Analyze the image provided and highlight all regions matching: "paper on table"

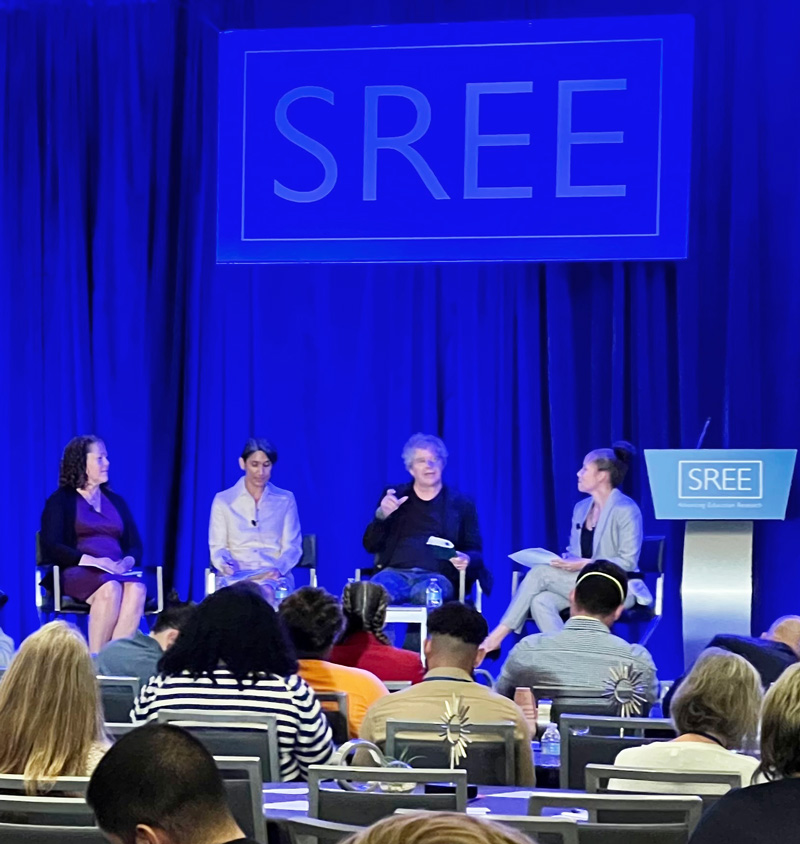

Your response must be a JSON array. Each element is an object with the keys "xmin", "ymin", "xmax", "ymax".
[
  {"xmin": 466, "ymin": 807, "xmax": 492, "ymax": 815},
  {"xmin": 262, "ymin": 787, "xmax": 309, "ymax": 795},
  {"xmin": 263, "ymin": 799, "xmax": 310, "ymax": 812},
  {"xmin": 508, "ymin": 548, "xmax": 560, "ymax": 568},
  {"xmin": 490, "ymin": 790, "xmax": 538, "ymax": 799}
]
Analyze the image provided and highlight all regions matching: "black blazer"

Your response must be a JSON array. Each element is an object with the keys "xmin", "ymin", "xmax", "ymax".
[
  {"xmin": 40, "ymin": 485, "xmax": 144, "ymax": 570},
  {"xmin": 362, "ymin": 482, "xmax": 491, "ymax": 595}
]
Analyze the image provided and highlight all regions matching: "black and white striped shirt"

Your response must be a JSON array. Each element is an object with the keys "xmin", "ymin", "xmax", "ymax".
[{"xmin": 132, "ymin": 669, "xmax": 334, "ymax": 781}]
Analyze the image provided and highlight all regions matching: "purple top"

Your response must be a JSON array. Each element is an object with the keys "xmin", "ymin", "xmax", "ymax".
[{"xmin": 75, "ymin": 494, "xmax": 124, "ymax": 561}]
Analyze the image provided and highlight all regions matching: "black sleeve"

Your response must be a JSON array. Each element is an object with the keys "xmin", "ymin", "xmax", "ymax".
[
  {"xmin": 457, "ymin": 497, "xmax": 483, "ymax": 571},
  {"xmin": 362, "ymin": 488, "xmax": 393, "ymax": 553},
  {"xmin": 40, "ymin": 490, "xmax": 82, "ymax": 568},
  {"xmin": 689, "ymin": 796, "xmax": 745, "ymax": 844},
  {"xmin": 110, "ymin": 492, "xmax": 144, "ymax": 567}
]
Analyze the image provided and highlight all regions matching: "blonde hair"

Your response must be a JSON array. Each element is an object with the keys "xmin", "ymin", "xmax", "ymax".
[
  {"xmin": 0, "ymin": 621, "xmax": 106, "ymax": 793},
  {"xmin": 671, "ymin": 647, "xmax": 762, "ymax": 749},
  {"xmin": 757, "ymin": 662, "xmax": 800, "ymax": 781},
  {"xmin": 341, "ymin": 812, "xmax": 533, "ymax": 844}
]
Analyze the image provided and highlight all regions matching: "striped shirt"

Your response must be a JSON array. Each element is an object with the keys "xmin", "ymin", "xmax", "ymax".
[
  {"xmin": 496, "ymin": 616, "xmax": 658, "ymax": 704},
  {"xmin": 132, "ymin": 669, "xmax": 334, "ymax": 781}
]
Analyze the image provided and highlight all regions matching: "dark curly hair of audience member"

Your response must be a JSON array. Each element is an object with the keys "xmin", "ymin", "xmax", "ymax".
[
  {"xmin": 427, "ymin": 601, "xmax": 488, "ymax": 646},
  {"xmin": 158, "ymin": 582, "xmax": 297, "ymax": 688},
  {"xmin": 339, "ymin": 581, "xmax": 391, "ymax": 646},
  {"xmin": 58, "ymin": 435, "xmax": 103, "ymax": 489},
  {"xmin": 279, "ymin": 586, "xmax": 344, "ymax": 658}
]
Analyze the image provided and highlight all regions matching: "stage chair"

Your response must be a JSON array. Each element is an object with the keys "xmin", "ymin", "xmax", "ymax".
[
  {"xmin": 314, "ymin": 691, "xmax": 350, "ymax": 744},
  {"xmin": 307, "ymin": 765, "xmax": 467, "ymax": 825},
  {"xmin": 527, "ymin": 791, "xmax": 703, "ymax": 842},
  {"xmin": 393, "ymin": 809, "xmax": 580, "ymax": 844},
  {"xmin": 285, "ymin": 817, "xmax": 363, "ymax": 844},
  {"xmin": 214, "ymin": 756, "xmax": 267, "ymax": 843},
  {"xmin": 384, "ymin": 719, "xmax": 516, "ymax": 785},
  {"xmin": 0, "ymin": 824, "xmax": 105, "ymax": 843},
  {"xmin": 206, "ymin": 533, "xmax": 317, "ymax": 595},
  {"xmin": 585, "ymin": 763, "xmax": 742, "ymax": 808},
  {"xmin": 560, "ymin": 715, "xmax": 675, "ymax": 790},
  {"xmin": 0, "ymin": 794, "xmax": 94, "ymax": 827},
  {"xmin": 97, "ymin": 675, "xmax": 139, "ymax": 722},
  {"xmin": 35, "ymin": 533, "xmax": 164, "ymax": 622},
  {"xmin": 155, "ymin": 710, "xmax": 280, "ymax": 782}
]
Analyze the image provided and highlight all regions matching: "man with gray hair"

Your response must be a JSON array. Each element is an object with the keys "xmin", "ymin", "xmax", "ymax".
[{"xmin": 362, "ymin": 433, "xmax": 489, "ymax": 604}]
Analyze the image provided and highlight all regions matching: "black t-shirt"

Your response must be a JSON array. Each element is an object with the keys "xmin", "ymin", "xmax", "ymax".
[
  {"xmin": 387, "ymin": 487, "xmax": 447, "ymax": 571},
  {"xmin": 580, "ymin": 523, "xmax": 594, "ymax": 559}
]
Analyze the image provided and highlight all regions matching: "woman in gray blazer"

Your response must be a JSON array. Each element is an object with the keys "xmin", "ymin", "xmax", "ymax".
[{"xmin": 482, "ymin": 442, "xmax": 643, "ymax": 651}]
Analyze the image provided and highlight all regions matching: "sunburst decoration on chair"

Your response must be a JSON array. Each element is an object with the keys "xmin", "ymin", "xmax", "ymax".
[
  {"xmin": 603, "ymin": 664, "xmax": 648, "ymax": 717},
  {"xmin": 439, "ymin": 695, "xmax": 472, "ymax": 769}
]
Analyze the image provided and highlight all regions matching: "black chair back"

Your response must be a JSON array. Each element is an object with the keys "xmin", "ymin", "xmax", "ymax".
[
  {"xmin": 315, "ymin": 692, "xmax": 349, "ymax": 745},
  {"xmin": 214, "ymin": 757, "xmax": 265, "ymax": 843},
  {"xmin": 0, "ymin": 824, "xmax": 106, "ymax": 843},
  {"xmin": 97, "ymin": 676, "xmax": 139, "ymax": 722}
]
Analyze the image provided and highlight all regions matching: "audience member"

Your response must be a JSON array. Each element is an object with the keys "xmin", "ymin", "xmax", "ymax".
[
  {"xmin": 87, "ymin": 723, "xmax": 259, "ymax": 844},
  {"xmin": 690, "ymin": 663, "xmax": 800, "ymax": 843},
  {"xmin": 341, "ymin": 812, "xmax": 534, "ymax": 844},
  {"xmin": 0, "ymin": 624, "xmax": 13, "ymax": 668},
  {"xmin": 96, "ymin": 593, "xmax": 196, "ymax": 688},
  {"xmin": 279, "ymin": 586, "xmax": 388, "ymax": 737},
  {"xmin": 495, "ymin": 560, "xmax": 658, "ymax": 707},
  {"xmin": 329, "ymin": 581, "xmax": 425, "ymax": 684},
  {"xmin": 0, "ymin": 621, "xmax": 109, "ymax": 791},
  {"xmin": 664, "ymin": 614, "xmax": 800, "ymax": 715},
  {"xmin": 359, "ymin": 602, "xmax": 534, "ymax": 785},
  {"xmin": 132, "ymin": 582, "xmax": 333, "ymax": 781},
  {"xmin": 611, "ymin": 648, "xmax": 761, "ymax": 793}
]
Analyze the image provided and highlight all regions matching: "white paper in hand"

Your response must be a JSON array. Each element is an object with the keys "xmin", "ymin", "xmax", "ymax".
[
  {"xmin": 508, "ymin": 548, "xmax": 560, "ymax": 568},
  {"xmin": 426, "ymin": 536, "xmax": 455, "ymax": 550}
]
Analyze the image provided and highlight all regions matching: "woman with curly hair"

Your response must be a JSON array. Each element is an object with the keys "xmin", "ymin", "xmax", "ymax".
[
  {"xmin": 329, "ymin": 581, "xmax": 425, "ymax": 683},
  {"xmin": 279, "ymin": 586, "xmax": 388, "ymax": 738},
  {"xmin": 40, "ymin": 435, "xmax": 147, "ymax": 652}
]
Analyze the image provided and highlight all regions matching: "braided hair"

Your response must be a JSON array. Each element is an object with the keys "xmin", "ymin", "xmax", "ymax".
[{"xmin": 339, "ymin": 581, "xmax": 391, "ymax": 646}]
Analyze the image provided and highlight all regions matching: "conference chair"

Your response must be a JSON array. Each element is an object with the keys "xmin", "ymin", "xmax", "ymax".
[
  {"xmin": 384, "ymin": 719, "xmax": 517, "ymax": 785},
  {"xmin": 285, "ymin": 817, "xmax": 363, "ymax": 844},
  {"xmin": 0, "ymin": 773, "xmax": 90, "ymax": 796},
  {"xmin": 0, "ymin": 824, "xmax": 105, "ymax": 843},
  {"xmin": 384, "ymin": 681, "xmax": 412, "ymax": 692},
  {"xmin": 0, "ymin": 794, "xmax": 95, "ymax": 827},
  {"xmin": 104, "ymin": 721, "xmax": 137, "ymax": 740},
  {"xmin": 155, "ymin": 710, "xmax": 281, "ymax": 781},
  {"xmin": 205, "ymin": 533, "xmax": 317, "ymax": 595},
  {"xmin": 35, "ymin": 532, "xmax": 164, "ymax": 623},
  {"xmin": 530, "ymin": 684, "xmax": 652, "ymax": 726},
  {"xmin": 314, "ymin": 691, "xmax": 350, "ymax": 744},
  {"xmin": 97, "ymin": 675, "xmax": 139, "ymax": 722},
  {"xmin": 585, "ymin": 763, "xmax": 742, "ymax": 809},
  {"xmin": 307, "ymin": 765, "xmax": 467, "ymax": 825},
  {"xmin": 393, "ymin": 810, "xmax": 580, "ymax": 844},
  {"xmin": 214, "ymin": 756, "xmax": 267, "ymax": 844},
  {"xmin": 560, "ymin": 715, "xmax": 676, "ymax": 790}
]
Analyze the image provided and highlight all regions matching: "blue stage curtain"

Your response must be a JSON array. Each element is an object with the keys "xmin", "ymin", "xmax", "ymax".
[{"xmin": 1, "ymin": 0, "xmax": 799, "ymax": 676}]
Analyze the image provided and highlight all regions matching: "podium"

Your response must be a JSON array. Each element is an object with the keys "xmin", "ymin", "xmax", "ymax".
[{"xmin": 644, "ymin": 449, "xmax": 796, "ymax": 668}]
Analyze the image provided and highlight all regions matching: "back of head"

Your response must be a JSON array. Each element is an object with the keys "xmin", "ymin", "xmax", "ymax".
[
  {"xmin": 0, "ymin": 621, "xmax": 103, "ymax": 790},
  {"xmin": 341, "ymin": 811, "xmax": 532, "ymax": 844},
  {"xmin": 671, "ymin": 647, "xmax": 762, "ymax": 749},
  {"xmin": 340, "ymin": 581, "xmax": 390, "ymax": 646},
  {"xmin": 426, "ymin": 602, "xmax": 488, "ymax": 670},
  {"xmin": 279, "ymin": 586, "xmax": 344, "ymax": 658},
  {"xmin": 152, "ymin": 592, "xmax": 197, "ymax": 635},
  {"xmin": 589, "ymin": 440, "xmax": 636, "ymax": 488},
  {"xmin": 87, "ymin": 724, "xmax": 235, "ymax": 844},
  {"xmin": 159, "ymin": 582, "xmax": 297, "ymax": 685},
  {"xmin": 573, "ymin": 560, "xmax": 628, "ymax": 618},
  {"xmin": 766, "ymin": 615, "xmax": 800, "ymax": 657},
  {"xmin": 757, "ymin": 662, "xmax": 800, "ymax": 780}
]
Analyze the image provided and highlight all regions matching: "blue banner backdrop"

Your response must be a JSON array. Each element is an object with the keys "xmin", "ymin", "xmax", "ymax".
[{"xmin": 2, "ymin": 0, "xmax": 799, "ymax": 678}]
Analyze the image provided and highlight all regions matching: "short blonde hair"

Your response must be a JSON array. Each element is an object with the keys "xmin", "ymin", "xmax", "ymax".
[
  {"xmin": 670, "ymin": 647, "xmax": 762, "ymax": 749},
  {"xmin": 0, "ymin": 622, "xmax": 106, "ymax": 793},
  {"xmin": 341, "ymin": 812, "xmax": 533, "ymax": 844},
  {"xmin": 757, "ymin": 662, "xmax": 800, "ymax": 780}
]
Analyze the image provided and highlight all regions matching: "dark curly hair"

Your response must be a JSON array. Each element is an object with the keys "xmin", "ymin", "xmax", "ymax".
[
  {"xmin": 339, "ymin": 581, "xmax": 390, "ymax": 646},
  {"xmin": 279, "ymin": 587, "xmax": 344, "ymax": 658},
  {"xmin": 158, "ymin": 582, "xmax": 297, "ymax": 687},
  {"xmin": 59, "ymin": 435, "xmax": 103, "ymax": 489}
]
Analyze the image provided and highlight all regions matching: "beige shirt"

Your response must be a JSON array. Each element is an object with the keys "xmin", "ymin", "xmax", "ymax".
[{"xmin": 358, "ymin": 666, "xmax": 534, "ymax": 786}]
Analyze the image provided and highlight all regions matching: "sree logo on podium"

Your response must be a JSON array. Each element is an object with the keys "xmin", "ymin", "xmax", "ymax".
[{"xmin": 678, "ymin": 460, "xmax": 763, "ymax": 500}]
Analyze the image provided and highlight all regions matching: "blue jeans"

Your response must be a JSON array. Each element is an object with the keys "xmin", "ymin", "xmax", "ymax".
[{"xmin": 369, "ymin": 567, "xmax": 454, "ymax": 605}]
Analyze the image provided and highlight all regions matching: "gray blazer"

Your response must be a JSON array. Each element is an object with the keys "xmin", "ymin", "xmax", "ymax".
[{"xmin": 566, "ymin": 488, "xmax": 643, "ymax": 572}]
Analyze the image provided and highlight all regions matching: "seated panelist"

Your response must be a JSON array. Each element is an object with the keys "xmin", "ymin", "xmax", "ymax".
[
  {"xmin": 362, "ymin": 433, "xmax": 488, "ymax": 605},
  {"xmin": 483, "ymin": 441, "xmax": 642, "ymax": 652},
  {"xmin": 40, "ymin": 435, "xmax": 147, "ymax": 654},
  {"xmin": 208, "ymin": 438, "xmax": 302, "ymax": 603}
]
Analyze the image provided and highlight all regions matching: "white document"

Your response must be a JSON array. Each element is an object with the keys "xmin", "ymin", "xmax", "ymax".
[
  {"xmin": 78, "ymin": 558, "xmax": 142, "ymax": 576},
  {"xmin": 426, "ymin": 536, "xmax": 455, "ymax": 550},
  {"xmin": 508, "ymin": 547, "xmax": 560, "ymax": 568}
]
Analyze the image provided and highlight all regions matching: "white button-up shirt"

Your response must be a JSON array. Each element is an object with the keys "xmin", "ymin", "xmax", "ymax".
[{"xmin": 208, "ymin": 478, "xmax": 302, "ymax": 576}]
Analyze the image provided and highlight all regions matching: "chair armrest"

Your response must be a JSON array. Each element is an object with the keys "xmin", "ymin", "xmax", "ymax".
[{"xmin": 354, "ymin": 567, "xmax": 377, "ymax": 581}]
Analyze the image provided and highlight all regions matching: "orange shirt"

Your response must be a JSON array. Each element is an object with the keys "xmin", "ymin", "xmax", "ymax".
[{"xmin": 297, "ymin": 658, "xmax": 388, "ymax": 738}]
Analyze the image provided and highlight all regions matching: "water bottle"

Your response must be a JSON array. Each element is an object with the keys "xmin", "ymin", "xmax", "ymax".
[
  {"xmin": 273, "ymin": 577, "xmax": 290, "ymax": 604},
  {"xmin": 425, "ymin": 578, "xmax": 443, "ymax": 609},
  {"xmin": 540, "ymin": 722, "xmax": 561, "ymax": 768}
]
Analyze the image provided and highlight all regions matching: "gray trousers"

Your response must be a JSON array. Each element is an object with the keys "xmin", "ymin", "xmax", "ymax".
[{"xmin": 501, "ymin": 565, "xmax": 635, "ymax": 634}]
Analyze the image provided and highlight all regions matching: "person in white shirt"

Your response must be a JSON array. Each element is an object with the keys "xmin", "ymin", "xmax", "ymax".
[
  {"xmin": 610, "ymin": 647, "xmax": 763, "ymax": 794},
  {"xmin": 208, "ymin": 438, "xmax": 302, "ymax": 603}
]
